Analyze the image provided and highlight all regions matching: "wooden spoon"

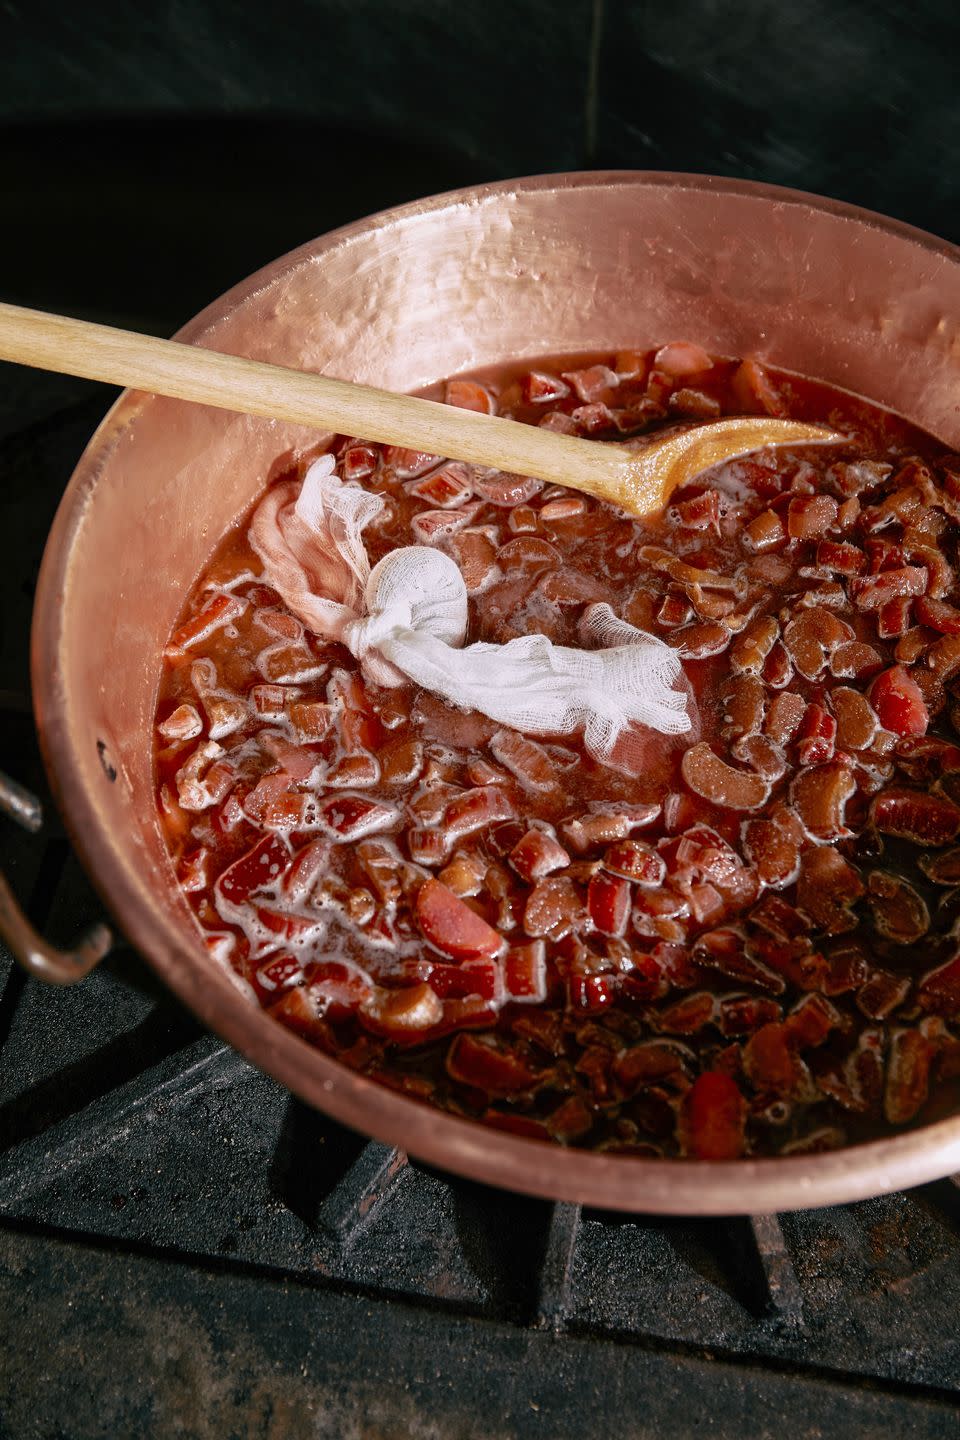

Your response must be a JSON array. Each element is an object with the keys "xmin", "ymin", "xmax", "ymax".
[{"xmin": 0, "ymin": 302, "xmax": 843, "ymax": 518}]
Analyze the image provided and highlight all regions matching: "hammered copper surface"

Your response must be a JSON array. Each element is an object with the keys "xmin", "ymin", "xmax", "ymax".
[{"xmin": 30, "ymin": 173, "xmax": 960, "ymax": 1212}]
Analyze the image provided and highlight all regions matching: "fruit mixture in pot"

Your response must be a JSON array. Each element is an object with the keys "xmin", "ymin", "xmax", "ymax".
[{"xmin": 154, "ymin": 343, "xmax": 960, "ymax": 1159}]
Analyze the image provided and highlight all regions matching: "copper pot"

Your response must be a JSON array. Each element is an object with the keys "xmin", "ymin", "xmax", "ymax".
[{"xmin": 19, "ymin": 172, "xmax": 960, "ymax": 1213}]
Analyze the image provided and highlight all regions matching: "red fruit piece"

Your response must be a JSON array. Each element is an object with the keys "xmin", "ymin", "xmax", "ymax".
[
  {"xmin": 693, "ymin": 928, "xmax": 785, "ymax": 995},
  {"xmin": 682, "ymin": 1072, "xmax": 747, "ymax": 1160},
  {"xmin": 445, "ymin": 786, "xmax": 515, "ymax": 838},
  {"xmin": 743, "ymin": 1022, "xmax": 806, "ymax": 1096},
  {"xmin": 384, "ymin": 446, "xmax": 441, "ymax": 478},
  {"xmin": 341, "ymin": 443, "xmax": 378, "ymax": 481},
  {"xmin": 914, "ymin": 595, "xmax": 960, "ymax": 634},
  {"xmin": 216, "ymin": 833, "xmax": 291, "ymax": 908},
  {"xmin": 787, "ymin": 494, "xmax": 838, "ymax": 540},
  {"xmin": 524, "ymin": 877, "xmax": 583, "ymax": 941},
  {"xmin": 445, "ymin": 379, "xmax": 493, "ymax": 413},
  {"xmin": 446, "ymin": 1033, "xmax": 540, "ymax": 1093},
  {"xmin": 167, "ymin": 592, "xmax": 246, "ymax": 653},
  {"xmin": 509, "ymin": 829, "xmax": 570, "ymax": 883},
  {"xmin": 472, "ymin": 472, "xmax": 543, "ymax": 507},
  {"xmin": 489, "ymin": 729, "xmax": 558, "ymax": 792},
  {"xmin": 681, "ymin": 743, "xmax": 770, "ymax": 811},
  {"xmin": 816, "ymin": 540, "xmax": 866, "ymax": 574},
  {"xmin": 427, "ymin": 957, "xmax": 502, "ymax": 1002},
  {"xmin": 884, "ymin": 1029, "xmax": 932, "ymax": 1125},
  {"xmin": 654, "ymin": 341, "xmax": 713, "ymax": 377},
  {"xmin": 318, "ymin": 793, "xmax": 398, "ymax": 841},
  {"xmin": 602, "ymin": 839, "xmax": 666, "ymax": 886},
  {"xmin": 871, "ymin": 787, "xmax": 960, "ymax": 845},
  {"xmin": 850, "ymin": 566, "xmax": 928, "ymax": 610},
  {"xmin": 876, "ymin": 597, "xmax": 913, "ymax": 639},
  {"xmin": 176, "ymin": 848, "xmax": 210, "ymax": 893},
  {"xmin": 503, "ymin": 941, "xmax": 548, "ymax": 1003},
  {"xmin": 562, "ymin": 364, "xmax": 618, "ymax": 402},
  {"xmin": 587, "ymin": 872, "xmax": 632, "ymax": 937},
  {"xmin": 796, "ymin": 703, "xmax": 837, "ymax": 766},
  {"xmin": 410, "ymin": 504, "xmax": 482, "ymax": 544},
  {"xmin": 868, "ymin": 665, "xmax": 929, "ymax": 737},
  {"xmin": 409, "ymin": 462, "xmax": 474, "ymax": 509},
  {"xmin": 522, "ymin": 370, "xmax": 570, "ymax": 404},
  {"xmin": 546, "ymin": 1096, "xmax": 594, "ymax": 1142},
  {"xmin": 917, "ymin": 953, "xmax": 960, "ymax": 1015},
  {"xmin": 415, "ymin": 878, "xmax": 503, "ymax": 960},
  {"xmin": 731, "ymin": 358, "xmax": 784, "ymax": 416},
  {"xmin": 308, "ymin": 960, "xmax": 375, "ymax": 1016},
  {"xmin": 568, "ymin": 973, "xmax": 619, "ymax": 1013},
  {"xmin": 360, "ymin": 981, "xmax": 444, "ymax": 1036}
]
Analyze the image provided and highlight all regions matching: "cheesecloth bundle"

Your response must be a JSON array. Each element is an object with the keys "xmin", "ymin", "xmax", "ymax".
[{"xmin": 249, "ymin": 456, "xmax": 692, "ymax": 766}]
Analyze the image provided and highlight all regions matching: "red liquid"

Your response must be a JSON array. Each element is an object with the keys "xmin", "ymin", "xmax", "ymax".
[{"xmin": 154, "ymin": 345, "xmax": 960, "ymax": 1159}]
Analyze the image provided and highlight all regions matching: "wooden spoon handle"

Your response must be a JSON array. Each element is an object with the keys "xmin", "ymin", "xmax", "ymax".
[{"xmin": 0, "ymin": 301, "xmax": 627, "ymax": 493}]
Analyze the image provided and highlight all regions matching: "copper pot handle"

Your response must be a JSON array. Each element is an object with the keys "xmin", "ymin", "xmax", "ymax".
[{"xmin": 0, "ymin": 767, "xmax": 111, "ymax": 985}]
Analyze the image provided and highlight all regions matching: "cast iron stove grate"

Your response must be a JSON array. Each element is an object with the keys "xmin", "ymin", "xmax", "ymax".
[{"xmin": 1, "ymin": 393, "xmax": 960, "ymax": 1439}]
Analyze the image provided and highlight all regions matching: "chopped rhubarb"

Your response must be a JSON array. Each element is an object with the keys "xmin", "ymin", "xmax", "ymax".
[{"xmin": 415, "ymin": 879, "xmax": 503, "ymax": 960}]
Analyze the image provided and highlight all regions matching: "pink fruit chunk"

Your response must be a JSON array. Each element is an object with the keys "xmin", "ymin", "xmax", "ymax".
[
  {"xmin": 653, "ymin": 340, "xmax": 713, "ymax": 377},
  {"xmin": 917, "ymin": 953, "xmax": 960, "ymax": 1015},
  {"xmin": 503, "ymin": 942, "xmax": 547, "ymax": 1003},
  {"xmin": 871, "ymin": 787, "xmax": 960, "ymax": 845},
  {"xmin": 216, "ymin": 833, "xmax": 292, "ymax": 908},
  {"xmin": 445, "ymin": 786, "xmax": 516, "ymax": 838},
  {"xmin": 850, "ymin": 566, "xmax": 928, "ymax": 610},
  {"xmin": 317, "ymin": 793, "xmax": 399, "ymax": 841},
  {"xmin": 587, "ymin": 872, "xmax": 631, "ymax": 937},
  {"xmin": 787, "ymin": 494, "xmax": 838, "ymax": 540},
  {"xmin": 509, "ymin": 829, "xmax": 570, "ymax": 883},
  {"xmin": 561, "ymin": 364, "xmax": 618, "ymax": 402},
  {"xmin": 524, "ymin": 876, "xmax": 583, "ymax": 941},
  {"xmin": 884, "ymin": 1029, "xmax": 932, "ymax": 1125},
  {"xmin": 410, "ymin": 504, "xmax": 482, "ymax": 544},
  {"xmin": 360, "ymin": 981, "xmax": 444, "ymax": 1036},
  {"xmin": 791, "ymin": 761, "xmax": 856, "ymax": 842},
  {"xmin": 796, "ymin": 703, "xmax": 837, "ymax": 766},
  {"xmin": 427, "ymin": 957, "xmax": 502, "ymax": 1001},
  {"xmin": 868, "ymin": 665, "xmax": 929, "ymax": 737},
  {"xmin": 602, "ymin": 839, "xmax": 665, "ymax": 886},
  {"xmin": 158, "ymin": 703, "xmax": 203, "ymax": 742},
  {"xmin": 446, "ymin": 1033, "xmax": 540, "ymax": 1093},
  {"xmin": 167, "ymin": 592, "xmax": 246, "ymax": 653},
  {"xmin": 384, "ymin": 446, "xmax": 441, "ymax": 478},
  {"xmin": 447, "ymin": 529, "xmax": 499, "ymax": 593},
  {"xmin": 472, "ymin": 472, "xmax": 543, "ymax": 507},
  {"xmin": 568, "ymin": 973, "xmax": 619, "ymax": 1013},
  {"xmin": 409, "ymin": 462, "xmax": 474, "ymax": 509},
  {"xmin": 681, "ymin": 743, "xmax": 770, "ymax": 812},
  {"xmin": 415, "ymin": 878, "xmax": 503, "ymax": 960},
  {"xmin": 682, "ymin": 1072, "xmax": 746, "ymax": 1160},
  {"xmin": 341, "ymin": 444, "xmax": 378, "ymax": 481},
  {"xmin": 522, "ymin": 370, "xmax": 570, "ymax": 404},
  {"xmin": 445, "ymin": 379, "xmax": 493, "ymax": 413},
  {"xmin": 489, "ymin": 729, "xmax": 558, "ymax": 792}
]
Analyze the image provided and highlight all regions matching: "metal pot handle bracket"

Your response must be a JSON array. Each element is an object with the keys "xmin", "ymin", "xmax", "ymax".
[{"xmin": 0, "ymin": 767, "xmax": 111, "ymax": 984}]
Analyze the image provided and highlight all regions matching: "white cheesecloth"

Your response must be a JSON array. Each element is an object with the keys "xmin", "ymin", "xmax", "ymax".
[{"xmin": 249, "ymin": 455, "xmax": 692, "ymax": 766}]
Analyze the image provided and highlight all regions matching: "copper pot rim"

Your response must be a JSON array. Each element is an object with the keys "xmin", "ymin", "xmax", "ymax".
[{"xmin": 32, "ymin": 170, "xmax": 960, "ymax": 1214}]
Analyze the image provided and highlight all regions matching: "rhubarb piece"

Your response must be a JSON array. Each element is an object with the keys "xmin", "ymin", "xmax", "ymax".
[
  {"xmin": 415, "ymin": 878, "xmax": 503, "ymax": 960},
  {"xmin": 871, "ymin": 787, "xmax": 960, "ymax": 845},
  {"xmin": 681, "ymin": 743, "xmax": 770, "ymax": 811},
  {"xmin": 682, "ymin": 1072, "xmax": 747, "ymax": 1159},
  {"xmin": 867, "ymin": 665, "xmax": 929, "ymax": 737}
]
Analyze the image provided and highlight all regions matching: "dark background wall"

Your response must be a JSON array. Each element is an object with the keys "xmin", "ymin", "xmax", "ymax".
[{"xmin": 1, "ymin": 0, "xmax": 958, "ymax": 336}]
